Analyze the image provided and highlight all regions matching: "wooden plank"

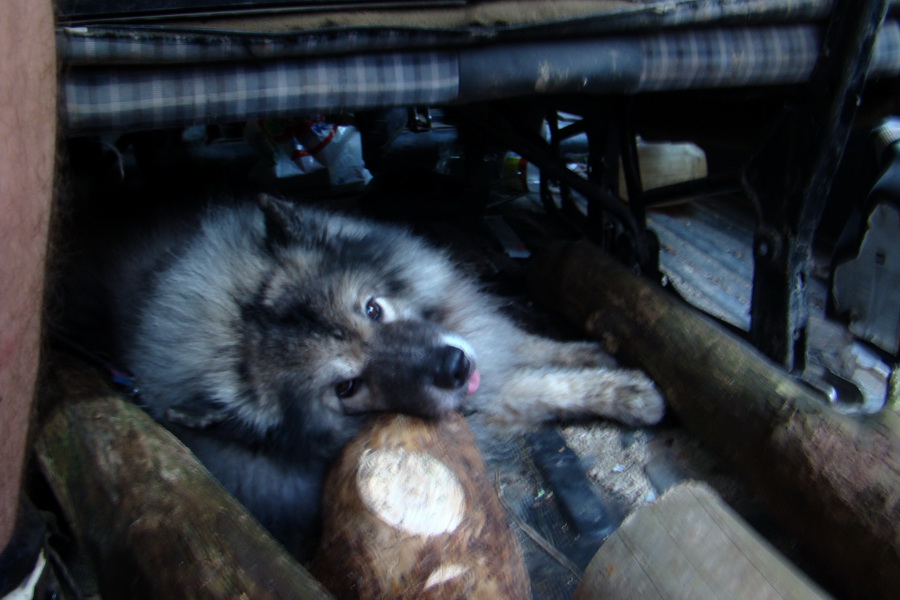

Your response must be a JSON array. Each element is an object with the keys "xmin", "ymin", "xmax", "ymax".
[{"xmin": 575, "ymin": 482, "xmax": 831, "ymax": 600}]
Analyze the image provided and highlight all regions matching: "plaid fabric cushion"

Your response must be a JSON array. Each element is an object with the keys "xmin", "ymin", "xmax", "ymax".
[
  {"xmin": 60, "ymin": 20, "xmax": 900, "ymax": 134},
  {"xmin": 63, "ymin": 51, "xmax": 459, "ymax": 133},
  {"xmin": 57, "ymin": 26, "xmax": 462, "ymax": 65},
  {"xmin": 639, "ymin": 25, "xmax": 821, "ymax": 91}
]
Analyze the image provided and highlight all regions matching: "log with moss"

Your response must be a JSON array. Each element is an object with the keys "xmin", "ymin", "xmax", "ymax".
[
  {"xmin": 530, "ymin": 240, "xmax": 900, "ymax": 599},
  {"xmin": 34, "ymin": 354, "xmax": 333, "ymax": 600}
]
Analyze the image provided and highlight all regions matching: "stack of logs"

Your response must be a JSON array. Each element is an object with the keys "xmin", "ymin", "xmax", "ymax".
[
  {"xmin": 33, "ymin": 241, "xmax": 900, "ymax": 599},
  {"xmin": 529, "ymin": 241, "xmax": 900, "ymax": 599}
]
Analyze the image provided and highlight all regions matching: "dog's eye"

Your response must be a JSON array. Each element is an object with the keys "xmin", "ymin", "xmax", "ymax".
[
  {"xmin": 364, "ymin": 297, "xmax": 382, "ymax": 321},
  {"xmin": 335, "ymin": 378, "xmax": 359, "ymax": 398}
]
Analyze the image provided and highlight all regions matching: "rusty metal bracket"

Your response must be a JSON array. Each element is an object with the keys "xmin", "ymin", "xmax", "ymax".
[{"xmin": 743, "ymin": 0, "xmax": 888, "ymax": 372}]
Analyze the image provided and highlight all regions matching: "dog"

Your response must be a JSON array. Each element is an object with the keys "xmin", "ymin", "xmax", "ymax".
[{"xmin": 57, "ymin": 194, "xmax": 664, "ymax": 559}]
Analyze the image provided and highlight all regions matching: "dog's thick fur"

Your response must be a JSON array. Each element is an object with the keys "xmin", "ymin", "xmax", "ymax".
[{"xmin": 59, "ymin": 195, "xmax": 664, "ymax": 558}]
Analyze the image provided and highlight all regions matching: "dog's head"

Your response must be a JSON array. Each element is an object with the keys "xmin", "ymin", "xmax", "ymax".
[{"xmin": 155, "ymin": 197, "xmax": 480, "ymax": 454}]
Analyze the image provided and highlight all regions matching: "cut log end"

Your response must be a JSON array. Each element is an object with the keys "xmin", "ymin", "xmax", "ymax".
[{"xmin": 357, "ymin": 447, "xmax": 466, "ymax": 536}]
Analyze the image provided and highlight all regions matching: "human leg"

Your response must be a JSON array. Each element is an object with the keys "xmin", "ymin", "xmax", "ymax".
[{"xmin": 0, "ymin": 0, "xmax": 58, "ymax": 586}]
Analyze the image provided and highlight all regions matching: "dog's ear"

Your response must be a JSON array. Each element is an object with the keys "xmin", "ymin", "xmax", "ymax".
[{"xmin": 257, "ymin": 194, "xmax": 298, "ymax": 249}]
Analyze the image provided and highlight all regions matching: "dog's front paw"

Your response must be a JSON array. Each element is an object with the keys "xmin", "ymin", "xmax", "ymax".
[{"xmin": 610, "ymin": 370, "xmax": 666, "ymax": 427}]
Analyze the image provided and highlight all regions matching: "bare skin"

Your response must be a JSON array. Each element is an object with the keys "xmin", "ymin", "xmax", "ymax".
[{"xmin": 0, "ymin": 0, "xmax": 57, "ymax": 548}]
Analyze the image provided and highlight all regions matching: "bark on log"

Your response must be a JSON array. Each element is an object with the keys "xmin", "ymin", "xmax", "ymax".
[
  {"xmin": 529, "ymin": 240, "xmax": 900, "ymax": 600},
  {"xmin": 575, "ymin": 482, "xmax": 830, "ymax": 600},
  {"xmin": 309, "ymin": 413, "xmax": 530, "ymax": 600},
  {"xmin": 34, "ymin": 354, "xmax": 333, "ymax": 600}
]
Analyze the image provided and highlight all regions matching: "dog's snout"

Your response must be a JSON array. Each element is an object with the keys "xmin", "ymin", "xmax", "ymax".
[{"xmin": 433, "ymin": 346, "xmax": 471, "ymax": 390}]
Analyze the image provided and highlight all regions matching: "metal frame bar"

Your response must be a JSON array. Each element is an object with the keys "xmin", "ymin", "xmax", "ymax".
[{"xmin": 744, "ymin": 0, "xmax": 889, "ymax": 371}]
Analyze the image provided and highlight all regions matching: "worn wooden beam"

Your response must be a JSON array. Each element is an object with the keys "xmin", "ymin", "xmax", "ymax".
[
  {"xmin": 34, "ymin": 354, "xmax": 333, "ymax": 600},
  {"xmin": 529, "ymin": 240, "xmax": 900, "ymax": 599}
]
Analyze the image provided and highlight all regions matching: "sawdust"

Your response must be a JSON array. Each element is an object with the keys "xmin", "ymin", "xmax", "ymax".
[
  {"xmin": 560, "ymin": 422, "xmax": 656, "ymax": 511},
  {"xmin": 560, "ymin": 420, "xmax": 754, "ymax": 523}
]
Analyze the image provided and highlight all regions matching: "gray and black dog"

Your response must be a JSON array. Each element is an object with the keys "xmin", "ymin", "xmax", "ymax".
[{"xmin": 58, "ymin": 194, "xmax": 664, "ymax": 558}]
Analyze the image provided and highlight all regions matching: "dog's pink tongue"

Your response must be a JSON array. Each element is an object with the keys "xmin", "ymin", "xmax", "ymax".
[{"xmin": 466, "ymin": 368, "xmax": 481, "ymax": 395}]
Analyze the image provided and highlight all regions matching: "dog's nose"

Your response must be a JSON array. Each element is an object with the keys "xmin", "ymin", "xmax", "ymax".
[{"xmin": 433, "ymin": 346, "xmax": 471, "ymax": 390}]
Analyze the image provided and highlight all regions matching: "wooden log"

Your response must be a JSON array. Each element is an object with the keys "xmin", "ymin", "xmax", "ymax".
[
  {"xmin": 309, "ymin": 413, "xmax": 530, "ymax": 600},
  {"xmin": 575, "ymin": 482, "xmax": 830, "ymax": 600},
  {"xmin": 34, "ymin": 354, "xmax": 333, "ymax": 600},
  {"xmin": 529, "ymin": 240, "xmax": 900, "ymax": 599}
]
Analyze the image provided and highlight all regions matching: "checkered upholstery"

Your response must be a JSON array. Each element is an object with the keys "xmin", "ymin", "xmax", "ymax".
[
  {"xmin": 60, "ymin": 20, "xmax": 900, "ymax": 134},
  {"xmin": 63, "ymin": 51, "xmax": 458, "ymax": 133}
]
